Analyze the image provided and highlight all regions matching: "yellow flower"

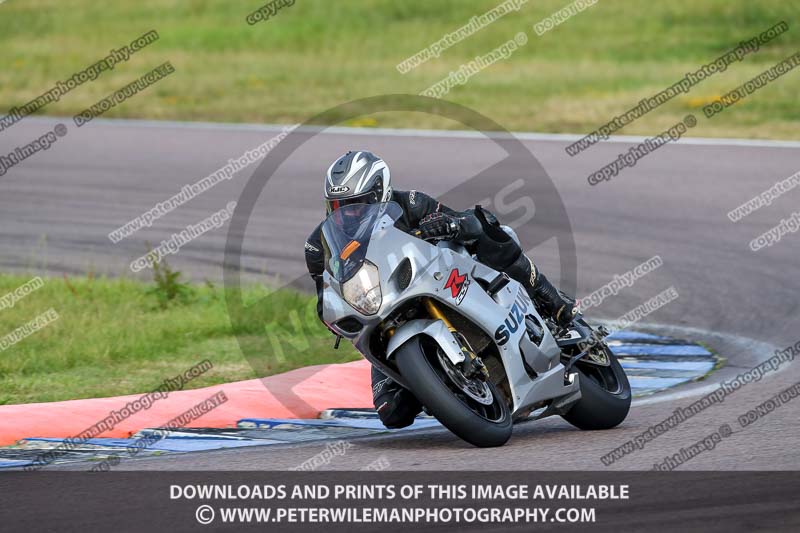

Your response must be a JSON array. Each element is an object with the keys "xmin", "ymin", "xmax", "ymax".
[
  {"xmin": 344, "ymin": 117, "xmax": 378, "ymax": 127},
  {"xmin": 687, "ymin": 95, "xmax": 721, "ymax": 108}
]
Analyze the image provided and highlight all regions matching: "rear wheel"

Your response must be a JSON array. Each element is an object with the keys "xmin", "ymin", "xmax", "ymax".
[
  {"xmin": 394, "ymin": 336, "xmax": 512, "ymax": 447},
  {"xmin": 562, "ymin": 342, "xmax": 631, "ymax": 430}
]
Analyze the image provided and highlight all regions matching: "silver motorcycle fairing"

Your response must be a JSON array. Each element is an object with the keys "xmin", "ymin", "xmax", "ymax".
[
  {"xmin": 386, "ymin": 319, "xmax": 465, "ymax": 366},
  {"xmin": 321, "ymin": 215, "xmax": 580, "ymax": 418}
]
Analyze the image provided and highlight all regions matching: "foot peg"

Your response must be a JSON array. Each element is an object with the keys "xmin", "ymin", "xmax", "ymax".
[{"xmin": 486, "ymin": 272, "xmax": 510, "ymax": 297}]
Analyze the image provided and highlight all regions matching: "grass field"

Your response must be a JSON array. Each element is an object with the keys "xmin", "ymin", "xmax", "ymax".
[
  {"xmin": 0, "ymin": 0, "xmax": 798, "ymax": 138},
  {"xmin": 0, "ymin": 273, "xmax": 358, "ymax": 404}
]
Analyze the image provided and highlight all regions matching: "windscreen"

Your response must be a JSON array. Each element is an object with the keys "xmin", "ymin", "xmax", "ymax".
[{"xmin": 320, "ymin": 201, "xmax": 402, "ymax": 282}]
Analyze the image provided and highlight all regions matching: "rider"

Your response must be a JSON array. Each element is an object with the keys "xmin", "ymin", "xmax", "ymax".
[{"xmin": 305, "ymin": 151, "xmax": 577, "ymax": 429}]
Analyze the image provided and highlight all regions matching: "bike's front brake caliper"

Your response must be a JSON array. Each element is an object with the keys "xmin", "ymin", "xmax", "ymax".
[
  {"xmin": 454, "ymin": 331, "xmax": 489, "ymax": 381},
  {"xmin": 461, "ymin": 354, "xmax": 489, "ymax": 381}
]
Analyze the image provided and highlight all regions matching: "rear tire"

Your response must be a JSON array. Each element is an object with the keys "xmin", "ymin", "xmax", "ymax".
[
  {"xmin": 395, "ymin": 337, "xmax": 512, "ymax": 447},
  {"xmin": 562, "ymin": 344, "xmax": 631, "ymax": 430}
]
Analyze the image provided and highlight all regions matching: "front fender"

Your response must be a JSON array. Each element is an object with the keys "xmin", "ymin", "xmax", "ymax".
[{"xmin": 386, "ymin": 319, "xmax": 465, "ymax": 366}]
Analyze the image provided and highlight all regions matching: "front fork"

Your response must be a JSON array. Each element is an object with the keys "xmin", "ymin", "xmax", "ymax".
[{"xmin": 423, "ymin": 298, "xmax": 489, "ymax": 380}]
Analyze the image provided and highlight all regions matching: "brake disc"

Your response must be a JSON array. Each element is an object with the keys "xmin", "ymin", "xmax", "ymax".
[{"xmin": 436, "ymin": 349, "xmax": 494, "ymax": 405}]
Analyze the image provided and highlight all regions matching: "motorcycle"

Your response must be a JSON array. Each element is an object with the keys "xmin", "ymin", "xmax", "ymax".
[{"xmin": 320, "ymin": 201, "xmax": 631, "ymax": 447}]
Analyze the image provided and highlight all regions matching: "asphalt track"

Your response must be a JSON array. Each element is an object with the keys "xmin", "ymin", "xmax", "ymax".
[{"xmin": 1, "ymin": 116, "xmax": 798, "ymax": 471}]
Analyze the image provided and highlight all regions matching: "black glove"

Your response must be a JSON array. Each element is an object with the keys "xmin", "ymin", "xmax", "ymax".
[{"xmin": 419, "ymin": 212, "xmax": 460, "ymax": 240}]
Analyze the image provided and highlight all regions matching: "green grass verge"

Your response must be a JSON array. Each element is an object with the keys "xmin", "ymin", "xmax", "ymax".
[
  {"xmin": 0, "ymin": 273, "xmax": 358, "ymax": 405},
  {"xmin": 0, "ymin": 0, "xmax": 798, "ymax": 138}
]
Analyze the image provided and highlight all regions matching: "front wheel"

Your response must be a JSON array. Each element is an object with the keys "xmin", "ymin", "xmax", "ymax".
[
  {"xmin": 561, "ymin": 343, "xmax": 631, "ymax": 430},
  {"xmin": 394, "ymin": 336, "xmax": 512, "ymax": 447}
]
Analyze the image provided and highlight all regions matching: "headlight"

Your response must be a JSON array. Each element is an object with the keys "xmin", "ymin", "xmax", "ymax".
[{"xmin": 342, "ymin": 261, "xmax": 382, "ymax": 315}]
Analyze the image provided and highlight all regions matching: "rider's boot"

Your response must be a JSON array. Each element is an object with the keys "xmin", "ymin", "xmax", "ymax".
[
  {"xmin": 505, "ymin": 253, "xmax": 577, "ymax": 329},
  {"xmin": 371, "ymin": 367, "xmax": 422, "ymax": 429}
]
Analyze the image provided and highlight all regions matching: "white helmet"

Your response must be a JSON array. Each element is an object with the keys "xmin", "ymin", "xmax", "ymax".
[{"xmin": 324, "ymin": 151, "xmax": 392, "ymax": 213}]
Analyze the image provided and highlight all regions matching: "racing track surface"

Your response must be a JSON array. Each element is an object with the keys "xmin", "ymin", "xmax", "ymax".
[{"xmin": 1, "ymin": 117, "xmax": 798, "ymax": 471}]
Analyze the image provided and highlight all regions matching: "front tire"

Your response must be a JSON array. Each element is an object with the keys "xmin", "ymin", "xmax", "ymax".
[
  {"xmin": 394, "ymin": 337, "xmax": 512, "ymax": 447},
  {"xmin": 562, "ymin": 343, "xmax": 631, "ymax": 430}
]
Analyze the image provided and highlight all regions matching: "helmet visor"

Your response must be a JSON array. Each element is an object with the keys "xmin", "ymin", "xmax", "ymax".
[{"xmin": 325, "ymin": 190, "xmax": 379, "ymax": 214}]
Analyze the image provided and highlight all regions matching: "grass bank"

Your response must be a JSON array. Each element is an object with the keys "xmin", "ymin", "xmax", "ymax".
[
  {"xmin": 0, "ymin": 0, "xmax": 798, "ymax": 138},
  {"xmin": 0, "ymin": 273, "xmax": 358, "ymax": 405}
]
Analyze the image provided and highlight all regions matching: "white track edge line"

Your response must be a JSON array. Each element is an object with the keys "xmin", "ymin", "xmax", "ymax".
[{"xmin": 23, "ymin": 116, "xmax": 800, "ymax": 149}]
